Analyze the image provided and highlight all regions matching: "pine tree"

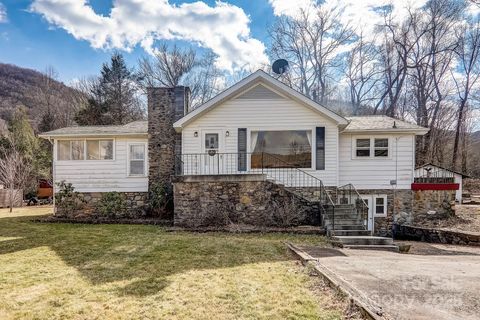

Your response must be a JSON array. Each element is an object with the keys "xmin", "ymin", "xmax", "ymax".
[{"xmin": 75, "ymin": 53, "xmax": 143, "ymax": 125}]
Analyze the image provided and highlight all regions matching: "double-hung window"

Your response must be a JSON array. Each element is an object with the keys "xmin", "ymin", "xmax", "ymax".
[
  {"xmin": 129, "ymin": 144, "xmax": 146, "ymax": 176},
  {"xmin": 355, "ymin": 139, "xmax": 371, "ymax": 157},
  {"xmin": 374, "ymin": 196, "xmax": 387, "ymax": 216},
  {"xmin": 355, "ymin": 138, "xmax": 389, "ymax": 158}
]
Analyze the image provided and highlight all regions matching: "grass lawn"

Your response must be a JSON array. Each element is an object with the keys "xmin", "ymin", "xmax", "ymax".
[{"xmin": 0, "ymin": 206, "xmax": 352, "ymax": 320}]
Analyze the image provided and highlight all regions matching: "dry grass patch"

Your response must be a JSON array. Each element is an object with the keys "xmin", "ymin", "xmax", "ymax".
[{"xmin": 0, "ymin": 207, "xmax": 351, "ymax": 319}]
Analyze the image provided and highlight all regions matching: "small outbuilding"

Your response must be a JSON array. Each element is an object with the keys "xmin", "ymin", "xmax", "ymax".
[{"xmin": 414, "ymin": 163, "xmax": 469, "ymax": 203}]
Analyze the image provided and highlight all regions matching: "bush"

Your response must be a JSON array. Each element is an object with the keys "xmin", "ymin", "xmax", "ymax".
[
  {"xmin": 96, "ymin": 192, "xmax": 127, "ymax": 218},
  {"xmin": 147, "ymin": 182, "xmax": 173, "ymax": 218},
  {"xmin": 55, "ymin": 181, "xmax": 85, "ymax": 216}
]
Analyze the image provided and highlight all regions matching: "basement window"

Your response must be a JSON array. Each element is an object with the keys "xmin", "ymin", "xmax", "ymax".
[{"xmin": 374, "ymin": 196, "xmax": 387, "ymax": 217}]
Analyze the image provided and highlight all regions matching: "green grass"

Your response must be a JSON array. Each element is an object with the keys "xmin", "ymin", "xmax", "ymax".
[{"xmin": 0, "ymin": 206, "xmax": 346, "ymax": 320}]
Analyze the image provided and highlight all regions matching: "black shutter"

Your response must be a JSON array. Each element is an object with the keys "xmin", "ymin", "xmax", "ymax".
[
  {"xmin": 316, "ymin": 127, "xmax": 325, "ymax": 170},
  {"xmin": 238, "ymin": 128, "xmax": 247, "ymax": 171}
]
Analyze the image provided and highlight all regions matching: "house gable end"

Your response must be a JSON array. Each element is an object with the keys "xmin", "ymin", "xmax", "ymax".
[
  {"xmin": 173, "ymin": 70, "xmax": 348, "ymax": 131},
  {"xmin": 235, "ymin": 83, "xmax": 285, "ymax": 100}
]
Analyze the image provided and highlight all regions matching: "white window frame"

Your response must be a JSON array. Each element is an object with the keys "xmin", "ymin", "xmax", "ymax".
[
  {"xmin": 354, "ymin": 138, "xmax": 371, "ymax": 158},
  {"xmin": 373, "ymin": 195, "xmax": 388, "ymax": 217},
  {"xmin": 352, "ymin": 136, "xmax": 391, "ymax": 160},
  {"xmin": 127, "ymin": 142, "xmax": 147, "ymax": 177},
  {"xmin": 85, "ymin": 139, "xmax": 115, "ymax": 161},
  {"xmin": 57, "ymin": 138, "xmax": 115, "ymax": 162}
]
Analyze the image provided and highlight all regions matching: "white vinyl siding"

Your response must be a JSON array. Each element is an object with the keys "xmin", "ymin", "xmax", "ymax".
[
  {"xmin": 339, "ymin": 134, "xmax": 415, "ymax": 189},
  {"xmin": 53, "ymin": 137, "xmax": 148, "ymax": 192},
  {"xmin": 181, "ymin": 89, "xmax": 339, "ymax": 186}
]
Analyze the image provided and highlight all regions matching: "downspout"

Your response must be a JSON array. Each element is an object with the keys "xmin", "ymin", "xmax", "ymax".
[{"xmin": 46, "ymin": 137, "xmax": 56, "ymax": 215}]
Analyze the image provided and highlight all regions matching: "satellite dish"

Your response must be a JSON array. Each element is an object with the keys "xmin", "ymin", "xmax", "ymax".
[{"xmin": 272, "ymin": 59, "xmax": 289, "ymax": 75}]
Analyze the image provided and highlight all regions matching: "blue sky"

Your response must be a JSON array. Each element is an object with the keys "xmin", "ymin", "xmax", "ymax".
[{"xmin": 0, "ymin": 0, "xmax": 276, "ymax": 82}]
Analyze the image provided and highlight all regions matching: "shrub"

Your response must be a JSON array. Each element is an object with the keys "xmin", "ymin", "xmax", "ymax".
[
  {"xmin": 96, "ymin": 192, "xmax": 127, "ymax": 218},
  {"xmin": 147, "ymin": 182, "xmax": 173, "ymax": 218},
  {"xmin": 55, "ymin": 181, "xmax": 85, "ymax": 216}
]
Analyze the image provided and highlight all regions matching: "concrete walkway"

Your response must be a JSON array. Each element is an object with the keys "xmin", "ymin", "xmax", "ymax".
[{"xmin": 297, "ymin": 242, "xmax": 480, "ymax": 320}]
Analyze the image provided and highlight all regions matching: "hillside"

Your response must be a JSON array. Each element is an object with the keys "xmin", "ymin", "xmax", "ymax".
[{"xmin": 0, "ymin": 63, "xmax": 85, "ymax": 131}]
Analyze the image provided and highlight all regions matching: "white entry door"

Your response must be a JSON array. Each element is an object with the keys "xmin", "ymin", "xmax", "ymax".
[
  {"xmin": 361, "ymin": 195, "xmax": 374, "ymax": 232},
  {"xmin": 202, "ymin": 130, "xmax": 224, "ymax": 174}
]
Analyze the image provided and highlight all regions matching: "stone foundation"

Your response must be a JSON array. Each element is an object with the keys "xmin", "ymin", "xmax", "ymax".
[
  {"xmin": 173, "ymin": 175, "xmax": 320, "ymax": 228},
  {"xmin": 55, "ymin": 191, "xmax": 148, "ymax": 218},
  {"xmin": 356, "ymin": 189, "xmax": 413, "ymax": 236},
  {"xmin": 357, "ymin": 189, "xmax": 456, "ymax": 236},
  {"xmin": 411, "ymin": 189, "xmax": 455, "ymax": 222}
]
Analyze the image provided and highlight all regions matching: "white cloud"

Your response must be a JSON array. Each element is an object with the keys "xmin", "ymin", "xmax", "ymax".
[
  {"xmin": 0, "ymin": 2, "xmax": 7, "ymax": 23},
  {"xmin": 30, "ymin": 0, "xmax": 268, "ymax": 72},
  {"xmin": 268, "ymin": 0, "xmax": 314, "ymax": 17},
  {"xmin": 268, "ymin": 0, "xmax": 429, "ymax": 41}
]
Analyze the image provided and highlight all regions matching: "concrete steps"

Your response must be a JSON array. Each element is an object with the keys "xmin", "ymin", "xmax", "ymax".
[
  {"xmin": 328, "ymin": 229, "xmax": 372, "ymax": 236},
  {"xmin": 341, "ymin": 244, "xmax": 400, "ymax": 252},
  {"xmin": 332, "ymin": 235, "xmax": 399, "ymax": 252}
]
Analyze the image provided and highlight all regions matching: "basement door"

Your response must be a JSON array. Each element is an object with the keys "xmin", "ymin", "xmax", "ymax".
[
  {"xmin": 202, "ymin": 130, "xmax": 224, "ymax": 174},
  {"xmin": 360, "ymin": 195, "xmax": 375, "ymax": 232}
]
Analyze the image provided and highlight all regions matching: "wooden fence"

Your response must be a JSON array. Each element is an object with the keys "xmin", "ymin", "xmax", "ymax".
[{"xmin": 0, "ymin": 189, "xmax": 23, "ymax": 208}]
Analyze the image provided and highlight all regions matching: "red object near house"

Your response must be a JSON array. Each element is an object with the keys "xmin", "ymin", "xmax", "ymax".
[{"xmin": 411, "ymin": 183, "xmax": 459, "ymax": 191}]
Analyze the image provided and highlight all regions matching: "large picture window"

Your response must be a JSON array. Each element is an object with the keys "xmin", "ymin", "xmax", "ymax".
[
  {"xmin": 251, "ymin": 130, "xmax": 312, "ymax": 168},
  {"xmin": 57, "ymin": 139, "xmax": 113, "ymax": 161}
]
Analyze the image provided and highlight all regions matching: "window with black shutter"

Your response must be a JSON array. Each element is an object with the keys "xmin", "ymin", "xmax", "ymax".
[
  {"xmin": 316, "ymin": 127, "xmax": 325, "ymax": 170},
  {"xmin": 238, "ymin": 128, "xmax": 247, "ymax": 171}
]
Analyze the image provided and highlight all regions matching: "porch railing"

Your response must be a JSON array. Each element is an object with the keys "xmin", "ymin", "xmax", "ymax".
[
  {"xmin": 175, "ymin": 152, "xmax": 335, "ymax": 224},
  {"xmin": 336, "ymin": 183, "xmax": 370, "ymax": 232},
  {"xmin": 414, "ymin": 166, "xmax": 455, "ymax": 183}
]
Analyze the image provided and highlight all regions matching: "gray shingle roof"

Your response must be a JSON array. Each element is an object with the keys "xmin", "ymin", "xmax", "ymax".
[
  {"xmin": 39, "ymin": 120, "xmax": 148, "ymax": 137},
  {"xmin": 343, "ymin": 115, "xmax": 428, "ymax": 133}
]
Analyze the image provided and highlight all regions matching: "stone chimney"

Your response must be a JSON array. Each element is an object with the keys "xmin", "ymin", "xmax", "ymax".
[{"xmin": 147, "ymin": 86, "xmax": 190, "ymax": 191}]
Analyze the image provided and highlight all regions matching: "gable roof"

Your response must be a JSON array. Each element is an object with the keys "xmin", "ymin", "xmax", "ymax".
[
  {"xmin": 416, "ymin": 163, "xmax": 470, "ymax": 178},
  {"xmin": 343, "ymin": 115, "xmax": 429, "ymax": 135},
  {"xmin": 173, "ymin": 70, "xmax": 349, "ymax": 130},
  {"xmin": 38, "ymin": 121, "xmax": 148, "ymax": 138}
]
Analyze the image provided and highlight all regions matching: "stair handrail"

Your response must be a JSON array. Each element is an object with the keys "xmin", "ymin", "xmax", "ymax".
[{"xmin": 337, "ymin": 183, "xmax": 369, "ymax": 232}]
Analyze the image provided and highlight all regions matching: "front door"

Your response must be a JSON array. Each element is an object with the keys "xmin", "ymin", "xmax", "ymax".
[
  {"xmin": 202, "ymin": 131, "xmax": 223, "ymax": 174},
  {"xmin": 361, "ymin": 195, "xmax": 374, "ymax": 232}
]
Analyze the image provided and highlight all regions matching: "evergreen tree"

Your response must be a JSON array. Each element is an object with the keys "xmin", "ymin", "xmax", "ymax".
[{"xmin": 75, "ymin": 53, "xmax": 143, "ymax": 125}]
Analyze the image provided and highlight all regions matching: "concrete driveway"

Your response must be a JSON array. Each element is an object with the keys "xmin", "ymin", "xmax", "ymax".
[{"xmin": 299, "ymin": 242, "xmax": 480, "ymax": 320}]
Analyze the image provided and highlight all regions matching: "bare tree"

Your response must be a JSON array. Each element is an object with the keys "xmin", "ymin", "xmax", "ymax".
[
  {"xmin": 137, "ymin": 45, "xmax": 224, "ymax": 108},
  {"xmin": 269, "ymin": 5, "xmax": 354, "ymax": 102},
  {"xmin": 344, "ymin": 33, "xmax": 382, "ymax": 114},
  {"xmin": 0, "ymin": 134, "xmax": 33, "ymax": 212},
  {"xmin": 452, "ymin": 18, "xmax": 480, "ymax": 169},
  {"xmin": 138, "ymin": 43, "xmax": 196, "ymax": 88}
]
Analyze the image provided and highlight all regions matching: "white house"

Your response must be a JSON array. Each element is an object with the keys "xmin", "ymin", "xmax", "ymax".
[{"xmin": 40, "ymin": 70, "xmax": 430, "ymax": 233}]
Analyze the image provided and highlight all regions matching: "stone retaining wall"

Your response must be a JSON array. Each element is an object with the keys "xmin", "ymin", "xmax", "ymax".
[
  {"xmin": 394, "ymin": 224, "xmax": 480, "ymax": 246},
  {"xmin": 173, "ymin": 175, "xmax": 320, "ymax": 228},
  {"xmin": 55, "ymin": 191, "xmax": 148, "ymax": 218}
]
